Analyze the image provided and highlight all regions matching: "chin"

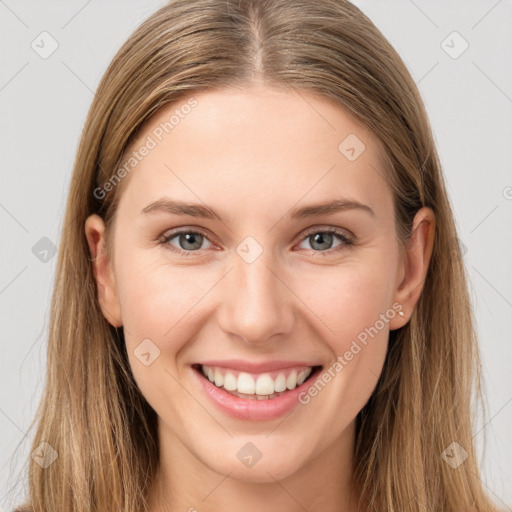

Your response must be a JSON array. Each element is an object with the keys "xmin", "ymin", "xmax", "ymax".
[{"xmin": 201, "ymin": 440, "xmax": 309, "ymax": 483}]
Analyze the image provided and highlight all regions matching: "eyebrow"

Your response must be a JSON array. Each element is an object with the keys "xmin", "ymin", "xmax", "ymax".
[{"xmin": 141, "ymin": 198, "xmax": 375, "ymax": 221}]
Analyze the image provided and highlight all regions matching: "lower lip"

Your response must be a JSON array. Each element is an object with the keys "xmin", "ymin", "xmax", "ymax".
[{"xmin": 192, "ymin": 365, "xmax": 322, "ymax": 421}]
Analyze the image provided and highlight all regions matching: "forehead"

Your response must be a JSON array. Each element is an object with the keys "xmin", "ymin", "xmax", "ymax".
[{"xmin": 117, "ymin": 86, "xmax": 392, "ymax": 222}]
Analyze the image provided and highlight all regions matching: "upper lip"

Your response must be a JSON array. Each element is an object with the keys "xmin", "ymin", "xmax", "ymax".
[{"xmin": 194, "ymin": 359, "xmax": 322, "ymax": 373}]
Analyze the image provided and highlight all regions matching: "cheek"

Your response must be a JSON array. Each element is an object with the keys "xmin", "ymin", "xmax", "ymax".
[
  {"xmin": 291, "ymin": 266, "xmax": 393, "ymax": 423},
  {"xmin": 298, "ymin": 262, "xmax": 394, "ymax": 347},
  {"xmin": 114, "ymin": 252, "xmax": 211, "ymax": 411},
  {"xmin": 292, "ymin": 258, "xmax": 396, "ymax": 413},
  {"xmin": 114, "ymin": 247, "xmax": 215, "ymax": 356}
]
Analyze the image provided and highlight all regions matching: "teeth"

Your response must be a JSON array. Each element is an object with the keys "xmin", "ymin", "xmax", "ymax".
[
  {"xmin": 237, "ymin": 372, "xmax": 255, "ymax": 394},
  {"xmin": 297, "ymin": 369, "xmax": 309, "ymax": 385},
  {"xmin": 228, "ymin": 389, "xmax": 286, "ymax": 400},
  {"xmin": 223, "ymin": 372, "xmax": 238, "ymax": 391},
  {"xmin": 274, "ymin": 373, "xmax": 287, "ymax": 392},
  {"xmin": 214, "ymin": 369, "xmax": 224, "ymax": 387},
  {"xmin": 286, "ymin": 370, "xmax": 297, "ymax": 390},
  {"xmin": 200, "ymin": 365, "xmax": 314, "ymax": 397},
  {"xmin": 255, "ymin": 374, "xmax": 274, "ymax": 395}
]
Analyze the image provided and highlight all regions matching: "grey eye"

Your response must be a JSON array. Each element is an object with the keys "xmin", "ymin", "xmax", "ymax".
[
  {"xmin": 298, "ymin": 231, "xmax": 346, "ymax": 252},
  {"xmin": 166, "ymin": 231, "xmax": 213, "ymax": 252}
]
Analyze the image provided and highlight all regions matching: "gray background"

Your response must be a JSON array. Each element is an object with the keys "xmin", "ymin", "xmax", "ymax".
[{"xmin": 1, "ymin": 0, "xmax": 511, "ymax": 509}]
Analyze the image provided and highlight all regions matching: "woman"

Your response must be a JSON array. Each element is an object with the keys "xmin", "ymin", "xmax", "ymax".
[{"xmin": 15, "ymin": 0, "xmax": 499, "ymax": 510}]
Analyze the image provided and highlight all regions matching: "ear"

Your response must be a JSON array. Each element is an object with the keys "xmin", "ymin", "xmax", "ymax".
[
  {"xmin": 389, "ymin": 207, "xmax": 436, "ymax": 330},
  {"xmin": 84, "ymin": 214, "xmax": 123, "ymax": 328}
]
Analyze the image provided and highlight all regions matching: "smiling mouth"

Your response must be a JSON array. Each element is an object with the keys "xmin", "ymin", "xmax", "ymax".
[{"xmin": 192, "ymin": 364, "xmax": 322, "ymax": 400}]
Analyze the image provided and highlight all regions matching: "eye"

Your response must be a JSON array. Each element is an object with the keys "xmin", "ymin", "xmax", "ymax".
[
  {"xmin": 296, "ymin": 228, "xmax": 354, "ymax": 255},
  {"xmin": 159, "ymin": 226, "xmax": 354, "ymax": 257},
  {"xmin": 159, "ymin": 229, "xmax": 214, "ymax": 256}
]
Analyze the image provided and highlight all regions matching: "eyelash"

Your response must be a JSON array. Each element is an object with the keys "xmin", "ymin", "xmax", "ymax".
[{"xmin": 158, "ymin": 227, "xmax": 354, "ymax": 257}]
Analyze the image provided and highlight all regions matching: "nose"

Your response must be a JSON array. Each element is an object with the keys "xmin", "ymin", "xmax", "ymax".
[{"xmin": 216, "ymin": 248, "xmax": 296, "ymax": 347}]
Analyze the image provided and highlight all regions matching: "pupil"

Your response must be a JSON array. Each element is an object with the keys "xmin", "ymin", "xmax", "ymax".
[
  {"xmin": 311, "ymin": 232, "xmax": 332, "ymax": 250},
  {"xmin": 181, "ymin": 233, "xmax": 202, "ymax": 250}
]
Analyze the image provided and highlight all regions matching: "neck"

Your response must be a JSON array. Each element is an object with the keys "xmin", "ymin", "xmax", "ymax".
[{"xmin": 148, "ymin": 419, "xmax": 361, "ymax": 512}]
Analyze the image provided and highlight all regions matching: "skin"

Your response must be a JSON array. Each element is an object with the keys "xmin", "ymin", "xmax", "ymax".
[{"xmin": 85, "ymin": 85, "xmax": 435, "ymax": 512}]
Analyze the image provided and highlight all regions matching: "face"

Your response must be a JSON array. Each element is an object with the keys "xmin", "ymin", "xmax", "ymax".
[{"xmin": 86, "ymin": 85, "xmax": 434, "ymax": 484}]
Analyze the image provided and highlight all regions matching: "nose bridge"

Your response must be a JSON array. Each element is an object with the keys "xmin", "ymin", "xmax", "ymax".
[{"xmin": 217, "ymin": 243, "xmax": 294, "ymax": 345}]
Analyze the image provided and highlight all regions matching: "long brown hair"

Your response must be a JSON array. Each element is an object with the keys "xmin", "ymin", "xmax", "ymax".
[{"xmin": 15, "ymin": 0, "xmax": 497, "ymax": 510}]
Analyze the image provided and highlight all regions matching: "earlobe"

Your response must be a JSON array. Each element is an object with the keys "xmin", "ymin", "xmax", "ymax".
[
  {"xmin": 84, "ymin": 214, "xmax": 123, "ymax": 328},
  {"xmin": 389, "ymin": 207, "xmax": 436, "ymax": 330}
]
